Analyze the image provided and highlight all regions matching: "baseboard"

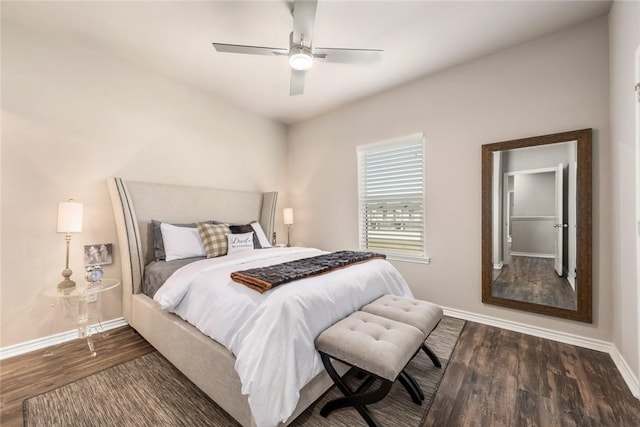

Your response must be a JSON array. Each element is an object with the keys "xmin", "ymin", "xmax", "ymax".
[
  {"xmin": 510, "ymin": 251, "xmax": 555, "ymax": 258},
  {"xmin": 609, "ymin": 344, "xmax": 640, "ymax": 398},
  {"xmin": 443, "ymin": 307, "xmax": 640, "ymax": 398},
  {"xmin": 0, "ymin": 317, "xmax": 128, "ymax": 360}
]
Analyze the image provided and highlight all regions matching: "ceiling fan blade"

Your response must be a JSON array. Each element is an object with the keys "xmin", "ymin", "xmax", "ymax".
[
  {"xmin": 292, "ymin": 0, "xmax": 318, "ymax": 47},
  {"xmin": 212, "ymin": 43, "xmax": 288, "ymax": 56},
  {"xmin": 313, "ymin": 47, "xmax": 383, "ymax": 64},
  {"xmin": 290, "ymin": 69, "xmax": 306, "ymax": 96}
]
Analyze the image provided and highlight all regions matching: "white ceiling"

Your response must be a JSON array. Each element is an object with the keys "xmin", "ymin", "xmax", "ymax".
[{"xmin": 3, "ymin": 1, "xmax": 612, "ymax": 124}]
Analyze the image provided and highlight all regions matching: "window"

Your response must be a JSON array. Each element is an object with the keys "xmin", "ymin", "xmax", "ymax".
[{"xmin": 357, "ymin": 134, "xmax": 426, "ymax": 261}]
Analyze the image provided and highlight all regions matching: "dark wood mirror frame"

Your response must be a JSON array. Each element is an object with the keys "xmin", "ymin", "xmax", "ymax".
[{"xmin": 481, "ymin": 128, "xmax": 592, "ymax": 323}]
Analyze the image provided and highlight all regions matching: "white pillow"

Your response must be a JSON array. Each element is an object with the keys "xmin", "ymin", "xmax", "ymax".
[
  {"xmin": 251, "ymin": 222, "xmax": 272, "ymax": 248},
  {"xmin": 160, "ymin": 222, "xmax": 206, "ymax": 261},
  {"xmin": 227, "ymin": 232, "xmax": 255, "ymax": 255}
]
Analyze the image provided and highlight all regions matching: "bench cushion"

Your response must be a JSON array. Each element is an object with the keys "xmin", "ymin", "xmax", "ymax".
[
  {"xmin": 315, "ymin": 311, "xmax": 424, "ymax": 382},
  {"xmin": 361, "ymin": 295, "xmax": 443, "ymax": 337}
]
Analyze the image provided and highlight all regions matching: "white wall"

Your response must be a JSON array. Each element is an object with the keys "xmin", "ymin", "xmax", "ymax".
[
  {"xmin": 0, "ymin": 20, "xmax": 288, "ymax": 347},
  {"xmin": 288, "ymin": 18, "xmax": 611, "ymax": 340},
  {"xmin": 609, "ymin": 0, "xmax": 640, "ymax": 381},
  {"xmin": 512, "ymin": 172, "xmax": 555, "ymax": 217}
]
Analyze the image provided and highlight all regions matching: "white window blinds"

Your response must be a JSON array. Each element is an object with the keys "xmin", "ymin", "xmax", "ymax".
[{"xmin": 357, "ymin": 134, "xmax": 426, "ymax": 260}]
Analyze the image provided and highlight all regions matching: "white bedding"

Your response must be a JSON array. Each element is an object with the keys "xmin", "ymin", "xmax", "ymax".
[{"xmin": 154, "ymin": 247, "xmax": 412, "ymax": 427}]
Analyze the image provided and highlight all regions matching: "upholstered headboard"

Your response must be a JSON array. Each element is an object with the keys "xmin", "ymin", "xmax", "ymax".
[{"xmin": 107, "ymin": 177, "xmax": 277, "ymax": 321}]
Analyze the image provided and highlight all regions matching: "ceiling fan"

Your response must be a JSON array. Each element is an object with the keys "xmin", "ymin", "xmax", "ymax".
[{"xmin": 212, "ymin": 0, "xmax": 383, "ymax": 96}]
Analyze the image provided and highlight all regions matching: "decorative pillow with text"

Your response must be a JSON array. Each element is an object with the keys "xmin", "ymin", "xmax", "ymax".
[
  {"xmin": 227, "ymin": 232, "xmax": 255, "ymax": 255},
  {"xmin": 229, "ymin": 224, "xmax": 261, "ymax": 248}
]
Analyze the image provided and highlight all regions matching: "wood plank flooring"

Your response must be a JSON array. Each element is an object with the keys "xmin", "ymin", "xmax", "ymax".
[
  {"xmin": 2, "ymin": 322, "xmax": 640, "ymax": 426},
  {"xmin": 425, "ymin": 322, "xmax": 640, "ymax": 426}
]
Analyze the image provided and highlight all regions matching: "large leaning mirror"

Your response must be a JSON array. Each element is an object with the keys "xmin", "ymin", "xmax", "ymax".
[{"xmin": 482, "ymin": 128, "xmax": 592, "ymax": 322}]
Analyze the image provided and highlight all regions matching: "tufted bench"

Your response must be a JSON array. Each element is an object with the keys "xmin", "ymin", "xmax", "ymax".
[
  {"xmin": 315, "ymin": 311, "xmax": 426, "ymax": 427},
  {"xmin": 362, "ymin": 295, "xmax": 444, "ymax": 368}
]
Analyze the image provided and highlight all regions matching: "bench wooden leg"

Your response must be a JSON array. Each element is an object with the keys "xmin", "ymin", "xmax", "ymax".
[
  {"xmin": 398, "ymin": 370, "xmax": 423, "ymax": 404},
  {"xmin": 354, "ymin": 368, "xmax": 424, "ymax": 405},
  {"xmin": 320, "ymin": 352, "xmax": 393, "ymax": 427},
  {"xmin": 421, "ymin": 343, "xmax": 442, "ymax": 368}
]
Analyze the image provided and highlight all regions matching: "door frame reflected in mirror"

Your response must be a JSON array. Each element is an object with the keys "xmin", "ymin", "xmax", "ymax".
[{"xmin": 481, "ymin": 128, "xmax": 592, "ymax": 323}]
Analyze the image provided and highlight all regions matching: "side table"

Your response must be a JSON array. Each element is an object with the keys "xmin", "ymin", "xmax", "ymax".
[{"xmin": 42, "ymin": 279, "xmax": 120, "ymax": 356}]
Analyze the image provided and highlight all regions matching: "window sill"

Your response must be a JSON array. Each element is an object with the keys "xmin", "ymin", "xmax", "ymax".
[{"xmin": 385, "ymin": 255, "xmax": 431, "ymax": 265}]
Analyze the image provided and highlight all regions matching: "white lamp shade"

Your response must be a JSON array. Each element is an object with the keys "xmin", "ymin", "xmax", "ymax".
[
  {"xmin": 57, "ymin": 201, "xmax": 83, "ymax": 233},
  {"xmin": 283, "ymin": 208, "xmax": 294, "ymax": 225}
]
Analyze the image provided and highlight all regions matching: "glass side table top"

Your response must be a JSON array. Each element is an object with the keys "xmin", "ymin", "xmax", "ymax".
[{"xmin": 42, "ymin": 278, "xmax": 120, "ymax": 298}]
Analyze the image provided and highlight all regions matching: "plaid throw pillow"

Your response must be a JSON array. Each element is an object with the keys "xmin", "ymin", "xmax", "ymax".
[{"xmin": 197, "ymin": 223, "xmax": 231, "ymax": 258}]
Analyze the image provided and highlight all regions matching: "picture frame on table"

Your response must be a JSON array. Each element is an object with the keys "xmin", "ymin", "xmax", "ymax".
[{"xmin": 84, "ymin": 243, "xmax": 113, "ymax": 267}]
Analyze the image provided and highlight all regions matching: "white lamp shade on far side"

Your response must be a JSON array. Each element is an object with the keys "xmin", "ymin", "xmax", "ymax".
[
  {"xmin": 57, "ymin": 200, "xmax": 83, "ymax": 233},
  {"xmin": 283, "ymin": 208, "xmax": 294, "ymax": 225}
]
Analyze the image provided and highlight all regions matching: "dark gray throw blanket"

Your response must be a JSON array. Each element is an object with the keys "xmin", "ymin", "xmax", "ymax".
[{"xmin": 230, "ymin": 250, "xmax": 386, "ymax": 293}]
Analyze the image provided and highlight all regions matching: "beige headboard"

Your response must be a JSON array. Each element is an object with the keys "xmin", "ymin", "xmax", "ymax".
[{"xmin": 107, "ymin": 177, "xmax": 277, "ymax": 321}]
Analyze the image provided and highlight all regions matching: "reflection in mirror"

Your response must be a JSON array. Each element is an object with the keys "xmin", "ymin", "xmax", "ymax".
[
  {"xmin": 491, "ymin": 142, "xmax": 577, "ymax": 310},
  {"xmin": 482, "ymin": 129, "xmax": 592, "ymax": 323}
]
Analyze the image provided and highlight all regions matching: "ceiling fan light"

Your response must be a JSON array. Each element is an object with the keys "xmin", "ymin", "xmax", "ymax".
[{"xmin": 289, "ymin": 47, "xmax": 313, "ymax": 71}]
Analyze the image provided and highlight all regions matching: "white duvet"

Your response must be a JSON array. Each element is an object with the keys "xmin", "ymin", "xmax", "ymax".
[{"xmin": 154, "ymin": 247, "xmax": 412, "ymax": 427}]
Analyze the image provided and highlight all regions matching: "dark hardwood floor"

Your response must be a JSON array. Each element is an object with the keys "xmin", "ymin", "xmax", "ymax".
[
  {"xmin": 2, "ymin": 322, "xmax": 640, "ymax": 426},
  {"xmin": 426, "ymin": 322, "xmax": 640, "ymax": 426},
  {"xmin": 492, "ymin": 256, "xmax": 577, "ymax": 310}
]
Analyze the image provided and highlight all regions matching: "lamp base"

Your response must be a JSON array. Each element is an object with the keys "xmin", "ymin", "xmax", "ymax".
[{"xmin": 58, "ymin": 268, "xmax": 76, "ymax": 290}]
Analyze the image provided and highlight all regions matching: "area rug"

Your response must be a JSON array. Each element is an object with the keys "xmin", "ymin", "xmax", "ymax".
[{"xmin": 24, "ymin": 317, "xmax": 465, "ymax": 427}]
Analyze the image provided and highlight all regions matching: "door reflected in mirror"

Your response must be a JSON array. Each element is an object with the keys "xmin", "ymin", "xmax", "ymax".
[{"xmin": 482, "ymin": 129, "xmax": 592, "ymax": 322}]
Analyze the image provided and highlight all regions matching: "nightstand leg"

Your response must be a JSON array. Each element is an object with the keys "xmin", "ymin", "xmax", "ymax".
[
  {"xmin": 77, "ymin": 322, "xmax": 96, "ymax": 357},
  {"xmin": 86, "ymin": 332, "xmax": 96, "ymax": 357},
  {"xmin": 43, "ymin": 297, "xmax": 67, "ymax": 357},
  {"xmin": 77, "ymin": 295, "xmax": 97, "ymax": 357}
]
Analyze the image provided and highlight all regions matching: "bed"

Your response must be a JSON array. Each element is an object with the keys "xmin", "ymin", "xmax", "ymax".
[{"xmin": 107, "ymin": 177, "xmax": 412, "ymax": 427}]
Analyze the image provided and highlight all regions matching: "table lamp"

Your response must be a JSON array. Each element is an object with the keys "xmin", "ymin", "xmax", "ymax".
[
  {"xmin": 57, "ymin": 199, "xmax": 83, "ymax": 290},
  {"xmin": 283, "ymin": 208, "xmax": 294, "ymax": 247}
]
